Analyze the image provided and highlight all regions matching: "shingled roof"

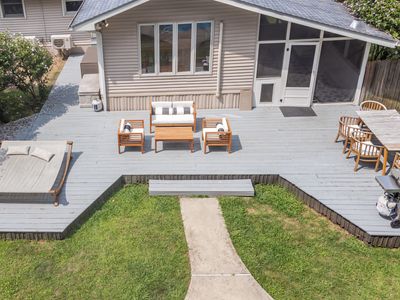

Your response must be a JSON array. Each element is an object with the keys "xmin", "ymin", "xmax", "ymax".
[{"xmin": 70, "ymin": 0, "xmax": 397, "ymax": 47}]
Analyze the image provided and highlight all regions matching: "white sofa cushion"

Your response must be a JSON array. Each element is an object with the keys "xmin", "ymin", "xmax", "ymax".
[
  {"xmin": 30, "ymin": 147, "xmax": 55, "ymax": 162},
  {"xmin": 152, "ymin": 101, "xmax": 172, "ymax": 109},
  {"xmin": 172, "ymin": 101, "xmax": 193, "ymax": 108},
  {"xmin": 222, "ymin": 118, "xmax": 229, "ymax": 132},
  {"xmin": 152, "ymin": 114, "xmax": 194, "ymax": 124},
  {"xmin": 6, "ymin": 145, "xmax": 30, "ymax": 156},
  {"xmin": 202, "ymin": 128, "xmax": 219, "ymax": 140},
  {"xmin": 155, "ymin": 107, "xmax": 172, "ymax": 115},
  {"xmin": 119, "ymin": 119, "xmax": 126, "ymax": 133},
  {"xmin": 131, "ymin": 128, "xmax": 144, "ymax": 134}
]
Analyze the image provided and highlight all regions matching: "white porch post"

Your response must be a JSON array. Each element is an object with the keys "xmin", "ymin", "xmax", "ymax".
[
  {"xmin": 96, "ymin": 31, "xmax": 108, "ymax": 111},
  {"xmin": 354, "ymin": 42, "xmax": 371, "ymax": 105}
]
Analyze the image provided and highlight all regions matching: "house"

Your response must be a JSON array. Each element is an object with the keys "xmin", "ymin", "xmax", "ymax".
[
  {"xmin": 67, "ymin": 0, "xmax": 397, "ymax": 111},
  {"xmin": 0, "ymin": 0, "xmax": 91, "ymax": 50}
]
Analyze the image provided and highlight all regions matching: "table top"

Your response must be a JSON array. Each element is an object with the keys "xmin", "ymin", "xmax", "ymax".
[
  {"xmin": 357, "ymin": 110, "xmax": 400, "ymax": 151},
  {"xmin": 155, "ymin": 127, "xmax": 193, "ymax": 141}
]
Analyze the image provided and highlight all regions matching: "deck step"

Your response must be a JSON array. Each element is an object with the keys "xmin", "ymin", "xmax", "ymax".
[{"xmin": 149, "ymin": 180, "xmax": 255, "ymax": 197}]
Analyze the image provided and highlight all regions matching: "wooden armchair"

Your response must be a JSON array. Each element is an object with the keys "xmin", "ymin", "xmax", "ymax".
[
  {"xmin": 393, "ymin": 152, "xmax": 400, "ymax": 170},
  {"xmin": 346, "ymin": 130, "xmax": 384, "ymax": 172},
  {"xmin": 334, "ymin": 116, "xmax": 362, "ymax": 153},
  {"xmin": 360, "ymin": 100, "xmax": 387, "ymax": 111},
  {"xmin": 118, "ymin": 119, "xmax": 145, "ymax": 154},
  {"xmin": 202, "ymin": 118, "xmax": 232, "ymax": 154}
]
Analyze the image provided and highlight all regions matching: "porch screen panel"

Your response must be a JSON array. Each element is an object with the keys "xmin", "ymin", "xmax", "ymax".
[
  {"xmin": 140, "ymin": 25, "xmax": 155, "ymax": 74},
  {"xmin": 286, "ymin": 45, "xmax": 316, "ymax": 87},
  {"xmin": 314, "ymin": 40, "xmax": 366, "ymax": 103},
  {"xmin": 290, "ymin": 23, "xmax": 320, "ymax": 40},
  {"xmin": 196, "ymin": 22, "xmax": 211, "ymax": 72},
  {"xmin": 159, "ymin": 24, "xmax": 173, "ymax": 73},
  {"xmin": 256, "ymin": 43, "xmax": 285, "ymax": 78},
  {"xmin": 259, "ymin": 16, "xmax": 287, "ymax": 41},
  {"xmin": 178, "ymin": 24, "xmax": 192, "ymax": 72}
]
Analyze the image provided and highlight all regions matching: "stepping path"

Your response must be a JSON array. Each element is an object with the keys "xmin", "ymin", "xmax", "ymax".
[{"xmin": 180, "ymin": 198, "xmax": 273, "ymax": 300}]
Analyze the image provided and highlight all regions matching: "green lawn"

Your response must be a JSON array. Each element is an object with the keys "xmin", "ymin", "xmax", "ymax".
[
  {"xmin": 0, "ymin": 185, "xmax": 190, "ymax": 299},
  {"xmin": 220, "ymin": 185, "xmax": 400, "ymax": 300}
]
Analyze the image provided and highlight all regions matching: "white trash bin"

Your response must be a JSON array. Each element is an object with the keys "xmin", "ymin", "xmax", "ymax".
[{"xmin": 92, "ymin": 99, "xmax": 103, "ymax": 112}]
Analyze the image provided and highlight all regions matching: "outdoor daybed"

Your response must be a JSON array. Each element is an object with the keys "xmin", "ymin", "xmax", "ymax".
[
  {"xmin": 0, "ymin": 141, "xmax": 73, "ymax": 206},
  {"xmin": 149, "ymin": 100, "xmax": 197, "ymax": 132}
]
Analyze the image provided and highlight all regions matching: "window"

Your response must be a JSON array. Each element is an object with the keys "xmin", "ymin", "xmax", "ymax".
[
  {"xmin": 63, "ymin": 0, "xmax": 83, "ymax": 15},
  {"xmin": 1, "ymin": 0, "xmax": 25, "ymax": 18},
  {"xmin": 195, "ymin": 22, "xmax": 211, "ymax": 72},
  {"xmin": 140, "ymin": 25, "xmax": 155, "ymax": 74},
  {"xmin": 139, "ymin": 21, "xmax": 212, "ymax": 75},
  {"xmin": 289, "ymin": 23, "xmax": 320, "ymax": 40},
  {"xmin": 259, "ymin": 16, "xmax": 287, "ymax": 41},
  {"xmin": 256, "ymin": 43, "xmax": 285, "ymax": 78},
  {"xmin": 314, "ymin": 40, "xmax": 366, "ymax": 103},
  {"xmin": 178, "ymin": 24, "xmax": 192, "ymax": 72},
  {"xmin": 159, "ymin": 24, "xmax": 173, "ymax": 73},
  {"xmin": 260, "ymin": 84, "xmax": 274, "ymax": 103}
]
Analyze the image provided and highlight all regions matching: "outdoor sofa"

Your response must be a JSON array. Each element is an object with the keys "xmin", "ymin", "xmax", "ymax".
[
  {"xmin": 0, "ymin": 140, "xmax": 73, "ymax": 206},
  {"xmin": 149, "ymin": 100, "xmax": 196, "ymax": 132}
]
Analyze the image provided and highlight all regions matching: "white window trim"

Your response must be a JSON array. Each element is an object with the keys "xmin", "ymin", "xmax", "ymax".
[
  {"xmin": 0, "ymin": 0, "xmax": 26, "ymax": 19},
  {"xmin": 138, "ymin": 20, "xmax": 214, "ymax": 77},
  {"xmin": 62, "ymin": 0, "xmax": 83, "ymax": 17}
]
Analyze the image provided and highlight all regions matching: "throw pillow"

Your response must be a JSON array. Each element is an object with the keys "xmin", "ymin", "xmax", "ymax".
[
  {"xmin": 6, "ymin": 146, "xmax": 30, "ymax": 155},
  {"xmin": 30, "ymin": 147, "xmax": 55, "ymax": 162}
]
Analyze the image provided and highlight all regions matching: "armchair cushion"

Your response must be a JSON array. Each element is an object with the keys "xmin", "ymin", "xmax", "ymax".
[{"xmin": 203, "ymin": 128, "xmax": 219, "ymax": 140}]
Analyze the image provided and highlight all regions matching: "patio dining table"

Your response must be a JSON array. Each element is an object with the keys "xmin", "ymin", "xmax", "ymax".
[{"xmin": 356, "ymin": 110, "xmax": 400, "ymax": 175}]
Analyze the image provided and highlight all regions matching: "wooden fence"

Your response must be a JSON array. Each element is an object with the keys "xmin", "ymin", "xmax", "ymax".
[{"xmin": 361, "ymin": 59, "xmax": 400, "ymax": 110}]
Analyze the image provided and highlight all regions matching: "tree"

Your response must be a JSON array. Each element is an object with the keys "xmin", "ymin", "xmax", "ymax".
[
  {"xmin": 0, "ymin": 32, "xmax": 53, "ymax": 111},
  {"xmin": 342, "ymin": 0, "xmax": 400, "ymax": 60}
]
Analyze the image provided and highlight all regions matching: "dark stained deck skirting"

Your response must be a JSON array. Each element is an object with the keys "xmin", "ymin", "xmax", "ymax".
[{"xmin": 2, "ymin": 174, "xmax": 400, "ymax": 248}]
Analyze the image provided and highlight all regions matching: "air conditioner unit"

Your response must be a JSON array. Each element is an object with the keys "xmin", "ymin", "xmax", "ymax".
[{"xmin": 51, "ymin": 34, "xmax": 72, "ymax": 50}]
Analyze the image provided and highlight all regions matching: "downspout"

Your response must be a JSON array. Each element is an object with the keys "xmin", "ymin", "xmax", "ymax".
[
  {"xmin": 216, "ymin": 21, "xmax": 224, "ymax": 99},
  {"xmin": 95, "ymin": 31, "xmax": 108, "ymax": 111}
]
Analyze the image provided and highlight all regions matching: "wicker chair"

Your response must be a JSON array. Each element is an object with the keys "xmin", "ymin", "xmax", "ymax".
[
  {"xmin": 334, "ymin": 116, "xmax": 363, "ymax": 153},
  {"xmin": 360, "ymin": 100, "xmax": 387, "ymax": 111},
  {"xmin": 118, "ymin": 119, "xmax": 145, "ymax": 154},
  {"xmin": 346, "ymin": 130, "xmax": 384, "ymax": 172},
  {"xmin": 393, "ymin": 152, "xmax": 400, "ymax": 170},
  {"xmin": 202, "ymin": 118, "xmax": 232, "ymax": 154}
]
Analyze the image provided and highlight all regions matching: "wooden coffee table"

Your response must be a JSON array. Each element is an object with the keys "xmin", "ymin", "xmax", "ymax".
[{"xmin": 155, "ymin": 127, "xmax": 194, "ymax": 153}]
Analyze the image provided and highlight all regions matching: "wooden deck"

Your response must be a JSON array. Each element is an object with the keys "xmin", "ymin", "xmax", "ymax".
[{"xmin": 1, "ymin": 55, "xmax": 400, "ymax": 246}]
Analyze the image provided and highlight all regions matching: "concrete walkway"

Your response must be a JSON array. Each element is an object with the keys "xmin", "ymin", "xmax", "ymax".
[{"xmin": 180, "ymin": 198, "xmax": 273, "ymax": 300}]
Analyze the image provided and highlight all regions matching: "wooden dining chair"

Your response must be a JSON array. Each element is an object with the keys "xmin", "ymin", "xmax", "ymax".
[
  {"xmin": 360, "ymin": 100, "xmax": 387, "ymax": 111},
  {"xmin": 334, "ymin": 116, "xmax": 362, "ymax": 153},
  {"xmin": 393, "ymin": 152, "xmax": 400, "ymax": 170},
  {"xmin": 346, "ymin": 131, "xmax": 384, "ymax": 172}
]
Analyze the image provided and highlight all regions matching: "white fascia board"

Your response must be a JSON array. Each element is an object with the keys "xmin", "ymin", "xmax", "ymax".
[
  {"xmin": 214, "ymin": 0, "xmax": 398, "ymax": 48},
  {"xmin": 71, "ymin": 0, "xmax": 151, "ymax": 32}
]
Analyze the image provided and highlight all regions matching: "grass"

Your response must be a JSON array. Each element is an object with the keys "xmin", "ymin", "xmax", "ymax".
[
  {"xmin": 220, "ymin": 184, "xmax": 400, "ymax": 300},
  {"xmin": 0, "ymin": 185, "xmax": 190, "ymax": 299},
  {"xmin": 0, "ymin": 56, "xmax": 65, "ymax": 123}
]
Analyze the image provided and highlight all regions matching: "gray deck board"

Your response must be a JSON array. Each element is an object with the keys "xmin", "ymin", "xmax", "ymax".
[{"xmin": 0, "ymin": 55, "xmax": 399, "ymax": 239}]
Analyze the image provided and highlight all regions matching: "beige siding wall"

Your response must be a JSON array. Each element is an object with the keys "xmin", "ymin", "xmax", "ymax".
[
  {"xmin": 0, "ymin": 0, "xmax": 90, "ymax": 43},
  {"xmin": 102, "ymin": 0, "xmax": 258, "ymax": 110}
]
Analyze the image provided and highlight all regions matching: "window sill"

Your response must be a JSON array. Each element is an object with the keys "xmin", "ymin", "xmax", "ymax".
[{"xmin": 138, "ymin": 71, "xmax": 212, "ymax": 78}]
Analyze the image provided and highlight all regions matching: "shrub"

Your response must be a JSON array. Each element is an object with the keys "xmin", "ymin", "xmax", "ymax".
[
  {"xmin": 0, "ymin": 32, "xmax": 53, "ymax": 111},
  {"xmin": 342, "ymin": 0, "xmax": 400, "ymax": 60}
]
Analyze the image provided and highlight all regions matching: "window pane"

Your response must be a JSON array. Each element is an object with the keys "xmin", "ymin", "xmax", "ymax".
[
  {"xmin": 140, "ymin": 25, "xmax": 155, "ymax": 74},
  {"xmin": 323, "ymin": 31, "xmax": 343, "ymax": 38},
  {"xmin": 260, "ymin": 84, "xmax": 274, "ymax": 103},
  {"xmin": 290, "ymin": 23, "xmax": 320, "ymax": 40},
  {"xmin": 196, "ymin": 22, "xmax": 211, "ymax": 72},
  {"xmin": 286, "ymin": 45, "xmax": 316, "ymax": 87},
  {"xmin": 66, "ymin": 1, "xmax": 83, "ymax": 12},
  {"xmin": 2, "ymin": 0, "xmax": 24, "ymax": 17},
  {"xmin": 259, "ymin": 15, "xmax": 287, "ymax": 41},
  {"xmin": 314, "ymin": 40, "xmax": 366, "ymax": 103},
  {"xmin": 256, "ymin": 43, "xmax": 285, "ymax": 78},
  {"xmin": 178, "ymin": 24, "xmax": 192, "ymax": 72},
  {"xmin": 159, "ymin": 24, "xmax": 173, "ymax": 73}
]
